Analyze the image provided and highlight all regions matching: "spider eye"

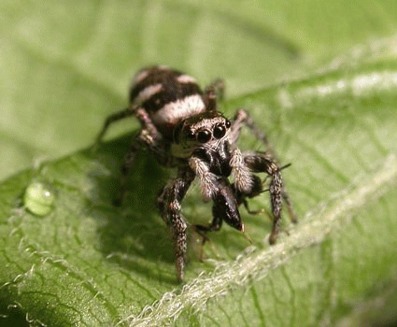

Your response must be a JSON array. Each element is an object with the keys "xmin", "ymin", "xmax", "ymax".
[
  {"xmin": 197, "ymin": 129, "xmax": 212, "ymax": 143},
  {"xmin": 225, "ymin": 119, "xmax": 231, "ymax": 128},
  {"xmin": 185, "ymin": 129, "xmax": 195, "ymax": 140},
  {"xmin": 213, "ymin": 124, "xmax": 226, "ymax": 139}
]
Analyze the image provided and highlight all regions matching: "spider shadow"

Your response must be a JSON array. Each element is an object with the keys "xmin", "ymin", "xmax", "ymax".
[{"xmin": 87, "ymin": 135, "xmax": 177, "ymax": 282}]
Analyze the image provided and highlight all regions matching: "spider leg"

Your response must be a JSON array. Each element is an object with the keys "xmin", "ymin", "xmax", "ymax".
[
  {"xmin": 116, "ymin": 108, "xmax": 167, "ymax": 205},
  {"xmin": 242, "ymin": 152, "xmax": 287, "ymax": 244},
  {"xmin": 95, "ymin": 106, "xmax": 137, "ymax": 143},
  {"xmin": 194, "ymin": 213, "xmax": 222, "ymax": 240},
  {"xmin": 229, "ymin": 109, "xmax": 272, "ymax": 152},
  {"xmin": 194, "ymin": 179, "xmax": 242, "ymax": 261},
  {"xmin": 212, "ymin": 179, "xmax": 243, "ymax": 231},
  {"xmin": 230, "ymin": 109, "xmax": 298, "ymax": 238},
  {"xmin": 205, "ymin": 78, "xmax": 225, "ymax": 100},
  {"xmin": 242, "ymin": 198, "xmax": 266, "ymax": 215},
  {"xmin": 188, "ymin": 156, "xmax": 220, "ymax": 201},
  {"xmin": 157, "ymin": 169, "xmax": 194, "ymax": 282},
  {"xmin": 203, "ymin": 78, "xmax": 225, "ymax": 111},
  {"xmin": 231, "ymin": 169, "xmax": 266, "ymax": 215},
  {"xmin": 189, "ymin": 153, "xmax": 243, "ymax": 242},
  {"xmin": 193, "ymin": 212, "xmax": 222, "ymax": 253}
]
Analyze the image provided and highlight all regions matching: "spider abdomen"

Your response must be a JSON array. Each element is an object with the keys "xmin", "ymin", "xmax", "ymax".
[{"xmin": 129, "ymin": 66, "xmax": 206, "ymax": 138}]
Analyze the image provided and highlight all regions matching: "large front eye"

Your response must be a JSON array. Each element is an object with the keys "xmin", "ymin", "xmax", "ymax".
[
  {"xmin": 213, "ymin": 124, "xmax": 226, "ymax": 139},
  {"xmin": 197, "ymin": 129, "xmax": 212, "ymax": 143}
]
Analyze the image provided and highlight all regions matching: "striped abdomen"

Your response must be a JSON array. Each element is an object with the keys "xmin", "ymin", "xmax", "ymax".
[{"xmin": 129, "ymin": 66, "xmax": 207, "ymax": 138}]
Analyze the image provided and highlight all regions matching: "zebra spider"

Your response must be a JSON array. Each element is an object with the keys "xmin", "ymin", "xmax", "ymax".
[{"xmin": 96, "ymin": 66, "xmax": 297, "ymax": 281}]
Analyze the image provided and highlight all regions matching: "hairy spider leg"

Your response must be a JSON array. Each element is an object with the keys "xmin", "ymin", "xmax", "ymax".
[
  {"xmin": 230, "ymin": 109, "xmax": 298, "ymax": 225},
  {"xmin": 242, "ymin": 153, "xmax": 284, "ymax": 244},
  {"xmin": 157, "ymin": 169, "xmax": 195, "ymax": 282}
]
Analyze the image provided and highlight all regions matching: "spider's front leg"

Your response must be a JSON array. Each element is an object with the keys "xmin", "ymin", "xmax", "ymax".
[
  {"xmin": 230, "ymin": 109, "xmax": 298, "ymax": 228},
  {"xmin": 157, "ymin": 169, "xmax": 194, "ymax": 282}
]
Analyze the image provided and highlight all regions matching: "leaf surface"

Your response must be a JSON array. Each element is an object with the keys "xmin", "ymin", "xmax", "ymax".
[{"xmin": 1, "ymin": 1, "xmax": 397, "ymax": 326}]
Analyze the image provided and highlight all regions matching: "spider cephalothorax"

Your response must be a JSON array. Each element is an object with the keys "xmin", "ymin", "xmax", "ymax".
[
  {"xmin": 171, "ymin": 111, "xmax": 231, "ymax": 159},
  {"xmin": 96, "ymin": 66, "xmax": 297, "ymax": 281}
]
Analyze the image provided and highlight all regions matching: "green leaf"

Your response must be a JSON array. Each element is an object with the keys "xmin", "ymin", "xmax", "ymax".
[
  {"xmin": 2, "ymin": 1, "xmax": 397, "ymax": 180},
  {"xmin": 1, "ymin": 1, "xmax": 397, "ymax": 326}
]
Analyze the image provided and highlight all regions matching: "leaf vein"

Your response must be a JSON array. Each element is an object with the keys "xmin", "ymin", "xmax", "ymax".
[{"xmin": 121, "ymin": 154, "xmax": 397, "ymax": 326}]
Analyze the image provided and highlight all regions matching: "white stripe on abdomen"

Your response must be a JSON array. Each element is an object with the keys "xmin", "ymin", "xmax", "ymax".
[{"xmin": 152, "ymin": 94, "xmax": 206, "ymax": 125}]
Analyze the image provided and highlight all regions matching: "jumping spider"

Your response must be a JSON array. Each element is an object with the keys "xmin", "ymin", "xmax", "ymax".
[{"xmin": 96, "ymin": 66, "xmax": 297, "ymax": 281}]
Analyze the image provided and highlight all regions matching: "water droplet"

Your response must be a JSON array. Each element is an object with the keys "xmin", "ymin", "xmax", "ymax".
[{"xmin": 23, "ymin": 182, "xmax": 55, "ymax": 216}]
